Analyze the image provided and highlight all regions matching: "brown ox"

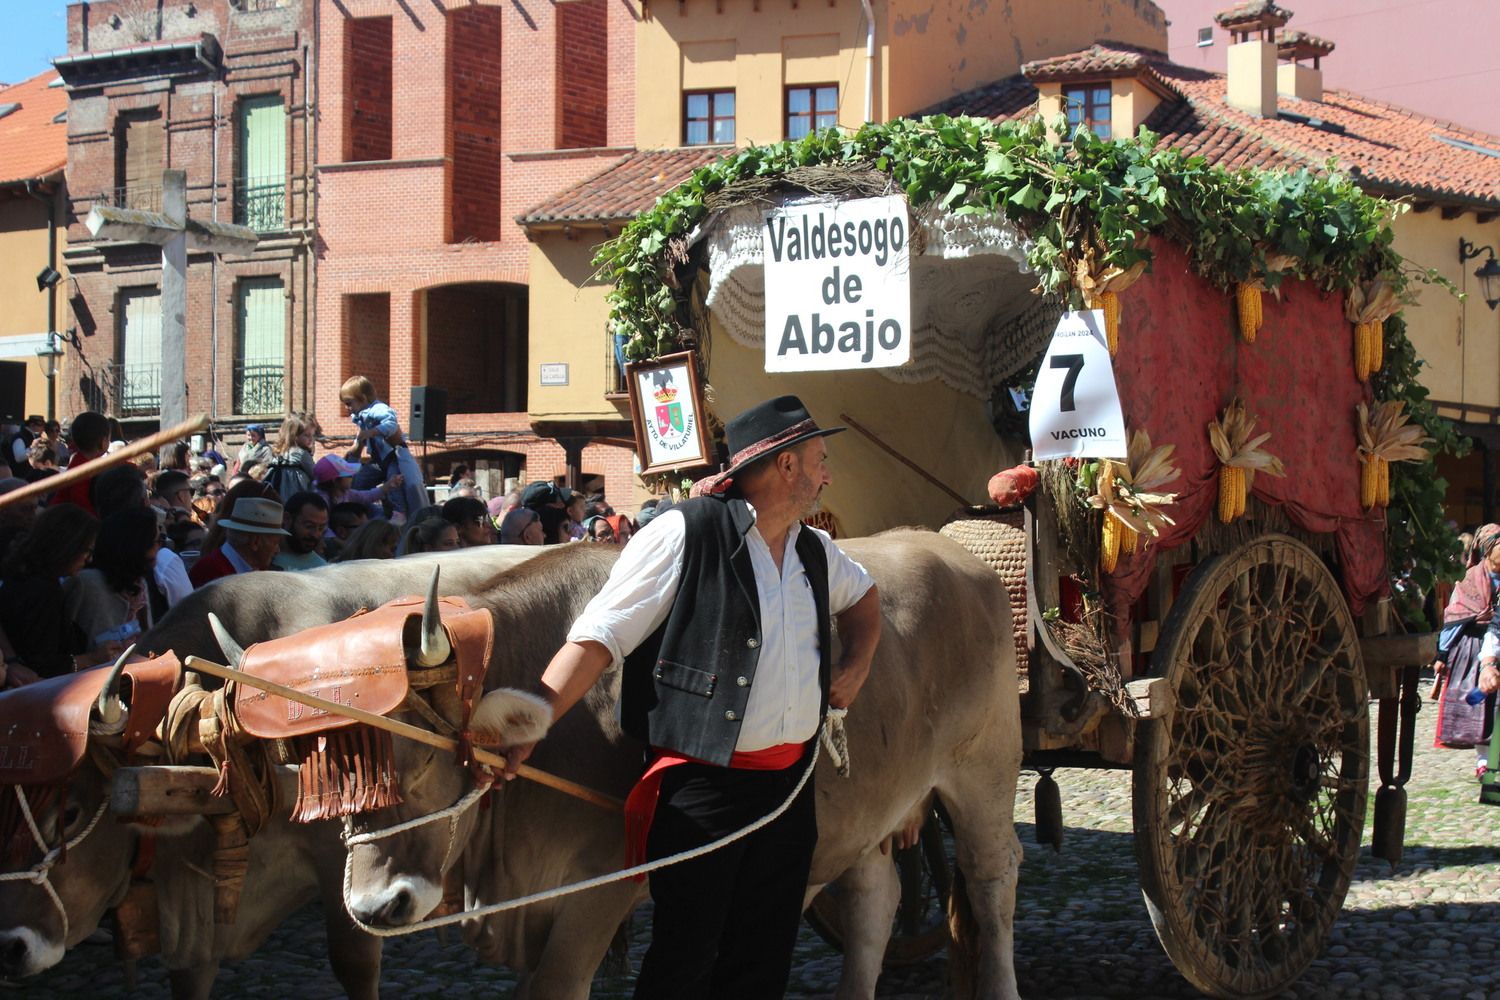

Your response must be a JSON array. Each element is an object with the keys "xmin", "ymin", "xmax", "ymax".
[
  {"xmin": 323, "ymin": 531, "xmax": 1022, "ymax": 999},
  {"xmin": 0, "ymin": 546, "xmax": 544, "ymax": 999}
]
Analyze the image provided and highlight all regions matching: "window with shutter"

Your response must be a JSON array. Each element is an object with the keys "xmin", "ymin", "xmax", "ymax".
[
  {"xmin": 237, "ymin": 96, "xmax": 286, "ymax": 231},
  {"xmin": 118, "ymin": 288, "xmax": 162, "ymax": 416},
  {"xmin": 235, "ymin": 278, "xmax": 286, "ymax": 415},
  {"xmin": 116, "ymin": 111, "xmax": 163, "ymax": 211}
]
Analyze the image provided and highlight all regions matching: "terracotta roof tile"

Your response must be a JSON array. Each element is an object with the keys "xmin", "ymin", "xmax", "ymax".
[
  {"xmin": 0, "ymin": 70, "xmax": 68, "ymax": 187},
  {"xmin": 936, "ymin": 45, "xmax": 1500, "ymax": 210},
  {"xmin": 1214, "ymin": 1, "xmax": 1293, "ymax": 31},
  {"xmin": 1021, "ymin": 42, "xmax": 1163, "ymax": 84},
  {"xmin": 518, "ymin": 147, "xmax": 726, "ymax": 226}
]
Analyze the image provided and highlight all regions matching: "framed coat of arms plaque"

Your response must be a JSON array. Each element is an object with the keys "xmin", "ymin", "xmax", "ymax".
[{"xmin": 626, "ymin": 351, "xmax": 714, "ymax": 475}]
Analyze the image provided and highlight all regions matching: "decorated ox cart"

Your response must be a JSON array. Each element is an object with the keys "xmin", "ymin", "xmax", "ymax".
[
  {"xmin": 0, "ymin": 116, "xmax": 1461, "ymax": 1000},
  {"xmin": 592, "ymin": 115, "xmax": 1459, "ymax": 998}
]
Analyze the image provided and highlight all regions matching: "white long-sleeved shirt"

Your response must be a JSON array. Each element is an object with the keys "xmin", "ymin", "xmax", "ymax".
[{"xmin": 567, "ymin": 506, "xmax": 873, "ymax": 752}]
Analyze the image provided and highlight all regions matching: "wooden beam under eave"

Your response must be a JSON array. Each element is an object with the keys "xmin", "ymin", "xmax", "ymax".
[
  {"xmin": 1441, "ymin": 205, "xmax": 1464, "ymax": 220},
  {"xmin": 1478, "ymin": 211, "xmax": 1498, "ymax": 225},
  {"xmin": 1409, "ymin": 200, "xmax": 1433, "ymax": 213}
]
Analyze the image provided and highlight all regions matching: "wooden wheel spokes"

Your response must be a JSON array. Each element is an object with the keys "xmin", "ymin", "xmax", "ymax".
[{"xmin": 1135, "ymin": 536, "xmax": 1369, "ymax": 999}]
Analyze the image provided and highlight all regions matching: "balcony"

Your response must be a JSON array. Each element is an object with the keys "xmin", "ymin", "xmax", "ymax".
[
  {"xmin": 234, "ymin": 358, "xmax": 285, "ymax": 415},
  {"xmin": 234, "ymin": 175, "xmax": 286, "ymax": 232},
  {"xmin": 105, "ymin": 362, "xmax": 162, "ymax": 418},
  {"xmin": 107, "ymin": 183, "xmax": 163, "ymax": 214}
]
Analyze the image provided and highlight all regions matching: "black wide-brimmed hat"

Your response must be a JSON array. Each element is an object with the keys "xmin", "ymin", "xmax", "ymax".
[{"xmin": 695, "ymin": 395, "xmax": 844, "ymax": 496}]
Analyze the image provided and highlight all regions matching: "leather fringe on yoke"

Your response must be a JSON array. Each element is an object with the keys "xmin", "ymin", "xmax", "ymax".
[{"xmin": 290, "ymin": 726, "xmax": 403, "ymax": 823}]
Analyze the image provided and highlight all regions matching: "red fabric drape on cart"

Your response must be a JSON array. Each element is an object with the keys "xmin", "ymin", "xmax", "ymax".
[{"xmin": 1100, "ymin": 239, "xmax": 1388, "ymax": 622}]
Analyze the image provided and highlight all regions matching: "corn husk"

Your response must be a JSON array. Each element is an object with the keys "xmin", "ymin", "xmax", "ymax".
[
  {"xmin": 1208, "ymin": 398, "xmax": 1286, "ymax": 494},
  {"xmin": 1085, "ymin": 429, "xmax": 1180, "ymax": 541},
  {"xmin": 1073, "ymin": 254, "xmax": 1148, "ymax": 299},
  {"xmin": 1356, "ymin": 400, "xmax": 1433, "ymax": 464},
  {"xmin": 1344, "ymin": 278, "xmax": 1403, "ymax": 325}
]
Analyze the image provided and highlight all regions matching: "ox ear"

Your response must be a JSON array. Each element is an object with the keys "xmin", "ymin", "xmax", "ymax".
[{"xmin": 467, "ymin": 689, "xmax": 552, "ymax": 748}]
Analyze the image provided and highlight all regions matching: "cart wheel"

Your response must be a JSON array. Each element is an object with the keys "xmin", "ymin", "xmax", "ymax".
[
  {"xmin": 1133, "ymin": 535, "xmax": 1369, "ymax": 999},
  {"xmin": 805, "ymin": 806, "xmax": 953, "ymax": 965}
]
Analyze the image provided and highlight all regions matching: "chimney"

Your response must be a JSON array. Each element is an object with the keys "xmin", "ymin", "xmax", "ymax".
[
  {"xmin": 1276, "ymin": 31, "xmax": 1335, "ymax": 103},
  {"xmin": 1214, "ymin": 2, "xmax": 1294, "ymax": 118}
]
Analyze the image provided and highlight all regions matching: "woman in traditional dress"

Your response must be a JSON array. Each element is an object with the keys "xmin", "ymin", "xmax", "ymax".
[{"xmin": 1433, "ymin": 522, "xmax": 1500, "ymax": 778}]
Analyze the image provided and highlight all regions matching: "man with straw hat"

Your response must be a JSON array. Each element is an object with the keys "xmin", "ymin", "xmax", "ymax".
[
  {"xmin": 505, "ymin": 395, "xmax": 882, "ymax": 999},
  {"xmin": 188, "ymin": 496, "xmax": 290, "ymax": 587}
]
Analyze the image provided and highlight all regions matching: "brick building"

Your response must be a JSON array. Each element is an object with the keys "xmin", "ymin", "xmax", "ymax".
[
  {"xmin": 314, "ymin": 0, "xmax": 637, "ymax": 500},
  {"xmin": 55, "ymin": 0, "xmax": 315, "ymax": 435}
]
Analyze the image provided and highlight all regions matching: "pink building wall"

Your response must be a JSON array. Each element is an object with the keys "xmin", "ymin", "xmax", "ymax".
[{"xmin": 1155, "ymin": 0, "xmax": 1500, "ymax": 135}]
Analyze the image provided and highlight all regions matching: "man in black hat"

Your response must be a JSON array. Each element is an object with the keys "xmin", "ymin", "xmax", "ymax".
[{"xmin": 507, "ymin": 395, "xmax": 882, "ymax": 999}]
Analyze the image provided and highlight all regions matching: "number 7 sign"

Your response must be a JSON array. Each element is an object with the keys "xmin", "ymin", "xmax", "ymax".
[{"xmin": 1028, "ymin": 310, "xmax": 1128, "ymax": 460}]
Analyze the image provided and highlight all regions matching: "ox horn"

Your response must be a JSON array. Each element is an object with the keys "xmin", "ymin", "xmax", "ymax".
[
  {"xmin": 208, "ymin": 613, "xmax": 247, "ymax": 668},
  {"xmin": 95, "ymin": 643, "xmax": 136, "ymax": 726},
  {"xmin": 413, "ymin": 567, "xmax": 452, "ymax": 667}
]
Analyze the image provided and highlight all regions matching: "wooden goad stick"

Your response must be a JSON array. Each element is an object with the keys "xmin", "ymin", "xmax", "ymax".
[
  {"xmin": 183, "ymin": 656, "xmax": 622, "ymax": 813},
  {"xmin": 0, "ymin": 414, "xmax": 211, "ymax": 512}
]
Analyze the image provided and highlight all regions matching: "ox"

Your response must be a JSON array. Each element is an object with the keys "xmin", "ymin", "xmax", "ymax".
[
  {"xmin": 317, "ymin": 531, "xmax": 1023, "ymax": 999},
  {"xmin": 0, "ymin": 546, "xmax": 544, "ymax": 999}
]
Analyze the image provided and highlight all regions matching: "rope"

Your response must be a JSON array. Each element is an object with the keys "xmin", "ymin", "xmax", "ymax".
[
  {"xmin": 341, "ymin": 722, "xmax": 837, "ymax": 938},
  {"xmin": 0, "ymin": 785, "xmax": 111, "ymax": 943}
]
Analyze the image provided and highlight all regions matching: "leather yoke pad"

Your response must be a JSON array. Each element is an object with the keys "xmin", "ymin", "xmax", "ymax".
[
  {"xmin": 121, "ymin": 654, "xmax": 184, "ymax": 753},
  {"xmin": 0, "ymin": 652, "xmax": 182, "ymax": 786},
  {"xmin": 232, "ymin": 594, "xmax": 483, "ymax": 739}
]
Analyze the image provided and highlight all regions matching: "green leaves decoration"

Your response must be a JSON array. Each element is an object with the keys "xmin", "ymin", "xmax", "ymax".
[{"xmin": 592, "ymin": 114, "xmax": 1461, "ymax": 607}]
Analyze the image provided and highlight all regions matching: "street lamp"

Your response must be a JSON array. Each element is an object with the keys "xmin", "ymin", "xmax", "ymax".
[
  {"xmin": 1460, "ymin": 238, "xmax": 1500, "ymax": 312},
  {"xmin": 35, "ymin": 333, "xmax": 64, "ymax": 423}
]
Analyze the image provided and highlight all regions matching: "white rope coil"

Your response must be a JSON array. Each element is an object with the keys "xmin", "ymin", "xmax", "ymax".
[{"xmin": 341, "ymin": 719, "xmax": 848, "ymax": 938}]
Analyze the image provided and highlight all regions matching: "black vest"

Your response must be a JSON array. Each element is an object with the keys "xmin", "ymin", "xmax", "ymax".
[{"xmin": 621, "ymin": 496, "xmax": 832, "ymax": 766}]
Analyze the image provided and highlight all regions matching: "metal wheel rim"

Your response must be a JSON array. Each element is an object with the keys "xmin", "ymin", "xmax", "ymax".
[{"xmin": 1133, "ymin": 534, "xmax": 1369, "ymax": 999}]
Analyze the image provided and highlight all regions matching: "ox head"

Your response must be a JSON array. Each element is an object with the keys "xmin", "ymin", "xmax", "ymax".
[
  {"xmin": 0, "ymin": 649, "xmax": 185, "ymax": 978},
  {"xmin": 211, "ymin": 568, "xmax": 550, "ymax": 930}
]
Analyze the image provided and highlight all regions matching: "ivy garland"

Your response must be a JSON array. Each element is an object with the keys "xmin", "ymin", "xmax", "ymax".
[{"xmin": 594, "ymin": 114, "xmax": 1465, "ymax": 612}]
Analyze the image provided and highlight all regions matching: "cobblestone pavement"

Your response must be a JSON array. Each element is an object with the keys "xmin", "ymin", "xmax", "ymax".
[{"xmin": 5, "ymin": 683, "xmax": 1498, "ymax": 999}]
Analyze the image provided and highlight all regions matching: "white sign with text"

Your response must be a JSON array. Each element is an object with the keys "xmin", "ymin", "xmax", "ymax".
[
  {"xmin": 762, "ymin": 195, "xmax": 912, "ymax": 372},
  {"xmin": 1028, "ymin": 309, "xmax": 1128, "ymax": 460}
]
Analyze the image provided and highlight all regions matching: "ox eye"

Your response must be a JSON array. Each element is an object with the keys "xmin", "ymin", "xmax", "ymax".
[{"xmin": 62, "ymin": 803, "xmax": 82, "ymax": 829}]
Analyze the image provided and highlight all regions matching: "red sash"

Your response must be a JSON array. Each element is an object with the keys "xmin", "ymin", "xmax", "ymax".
[{"xmin": 623, "ymin": 743, "xmax": 804, "ymax": 880}]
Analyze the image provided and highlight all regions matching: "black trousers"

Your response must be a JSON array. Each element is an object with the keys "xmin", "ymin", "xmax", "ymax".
[{"xmin": 632, "ymin": 757, "xmax": 817, "ymax": 1000}]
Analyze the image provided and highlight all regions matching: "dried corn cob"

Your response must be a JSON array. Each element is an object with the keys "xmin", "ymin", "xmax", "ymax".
[
  {"xmin": 1119, "ymin": 520, "xmax": 1139, "ymax": 555},
  {"xmin": 1369, "ymin": 318, "xmax": 1384, "ymax": 373},
  {"xmin": 1234, "ymin": 468, "xmax": 1247, "ymax": 518},
  {"xmin": 1360, "ymin": 455, "xmax": 1379, "ymax": 509},
  {"xmin": 1236, "ymin": 283, "xmax": 1262, "ymax": 343},
  {"xmin": 1101, "ymin": 513, "xmax": 1122, "ymax": 573},
  {"xmin": 1377, "ymin": 456, "xmax": 1390, "ymax": 507},
  {"xmin": 1091, "ymin": 291, "xmax": 1121, "ymax": 356},
  {"xmin": 1354, "ymin": 322, "xmax": 1372, "ymax": 381},
  {"xmin": 1217, "ymin": 465, "xmax": 1244, "ymax": 523}
]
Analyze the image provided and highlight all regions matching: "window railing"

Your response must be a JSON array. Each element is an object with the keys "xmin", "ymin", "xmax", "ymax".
[
  {"xmin": 108, "ymin": 183, "xmax": 163, "ymax": 214},
  {"xmin": 234, "ymin": 358, "xmax": 285, "ymax": 415},
  {"xmin": 233, "ymin": 175, "xmax": 286, "ymax": 232},
  {"xmin": 106, "ymin": 362, "xmax": 162, "ymax": 417}
]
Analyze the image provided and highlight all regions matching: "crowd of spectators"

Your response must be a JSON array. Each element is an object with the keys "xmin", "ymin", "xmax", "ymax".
[{"xmin": 0, "ymin": 390, "xmax": 660, "ymax": 691}]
